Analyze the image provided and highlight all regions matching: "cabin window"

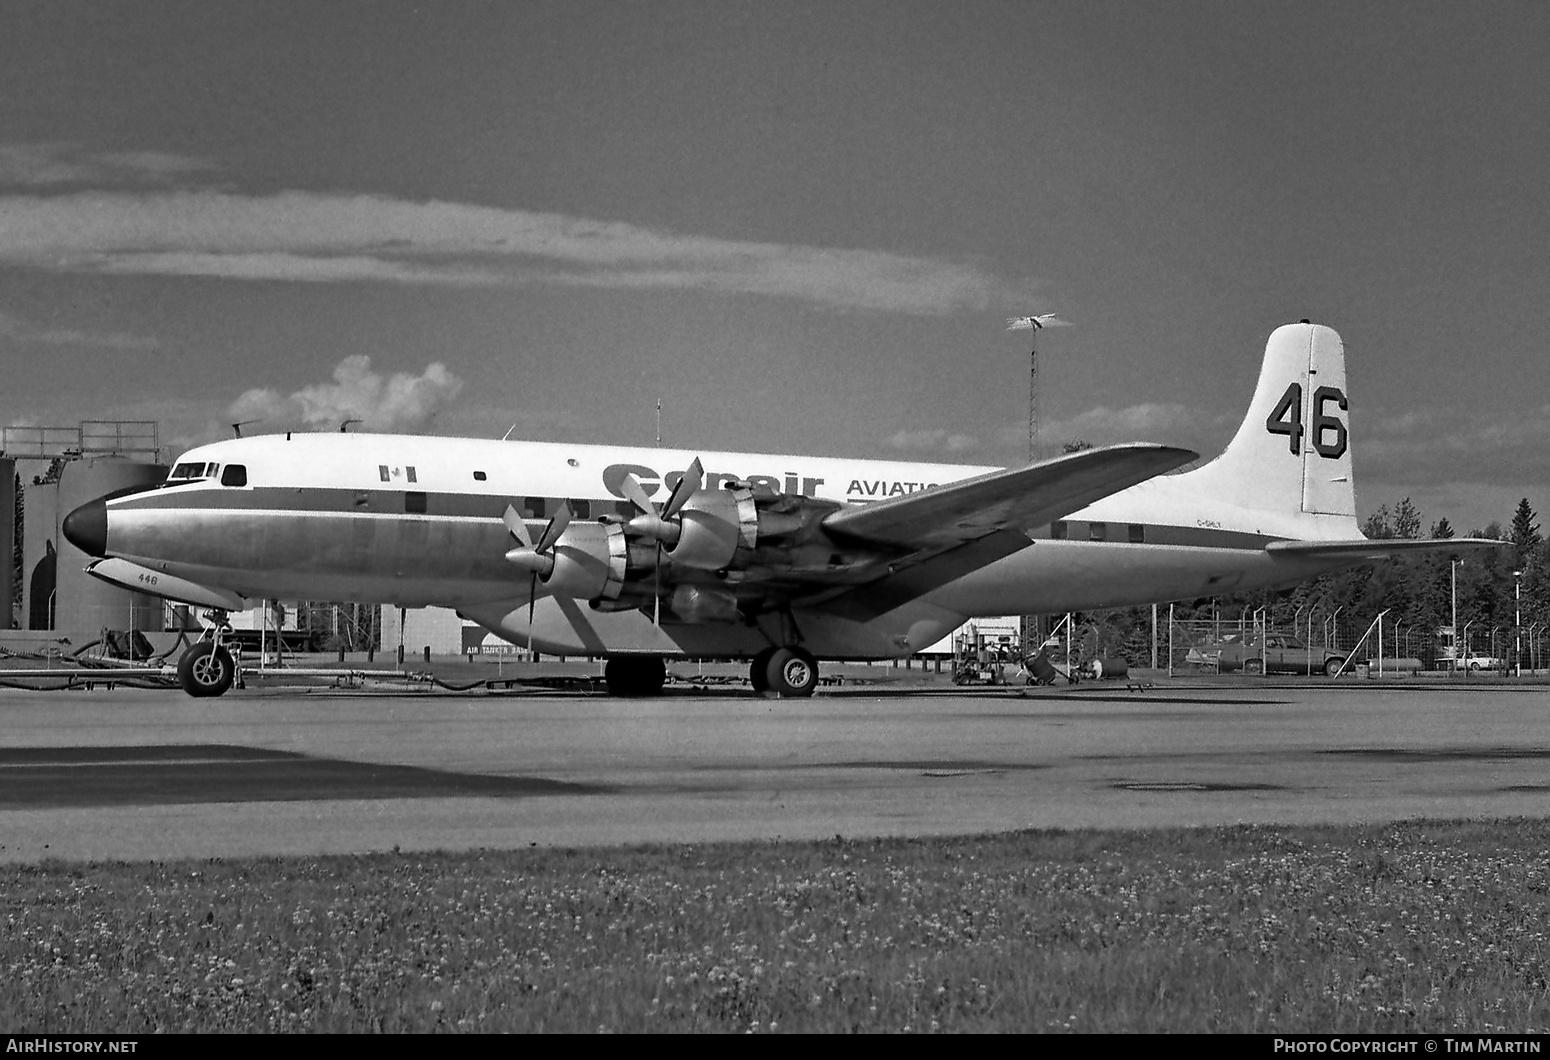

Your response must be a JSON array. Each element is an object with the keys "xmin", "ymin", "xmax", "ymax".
[
  {"xmin": 525, "ymin": 496, "xmax": 545, "ymax": 518},
  {"xmin": 405, "ymin": 491, "xmax": 427, "ymax": 514},
  {"xmin": 1128, "ymin": 523, "xmax": 1145, "ymax": 543},
  {"xmin": 1050, "ymin": 521, "xmax": 1067, "ymax": 540},
  {"xmin": 1089, "ymin": 522, "xmax": 1107, "ymax": 542},
  {"xmin": 571, "ymin": 499, "xmax": 591, "ymax": 519},
  {"xmin": 406, "ymin": 466, "xmax": 417, "ymax": 483},
  {"xmin": 378, "ymin": 465, "xmax": 391, "ymax": 483},
  {"xmin": 221, "ymin": 464, "xmax": 247, "ymax": 487},
  {"xmin": 473, "ymin": 470, "xmax": 487, "ymax": 481}
]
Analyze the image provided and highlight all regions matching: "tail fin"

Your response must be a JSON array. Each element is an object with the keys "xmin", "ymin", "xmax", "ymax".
[{"xmin": 1181, "ymin": 322, "xmax": 1357, "ymax": 527}]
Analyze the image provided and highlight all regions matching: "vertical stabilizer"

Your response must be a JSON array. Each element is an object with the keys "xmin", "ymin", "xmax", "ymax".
[{"xmin": 1182, "ymin": 323, "xmax": 1356, "ymax": 524}]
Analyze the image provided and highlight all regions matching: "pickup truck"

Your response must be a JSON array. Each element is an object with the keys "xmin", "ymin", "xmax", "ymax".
[{"xmin": 1216, "ymin": 634, "xmax": 1353, "ymax": 676}]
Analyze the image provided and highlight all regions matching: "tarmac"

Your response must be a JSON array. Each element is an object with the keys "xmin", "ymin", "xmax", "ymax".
[{"xmin": 0, "ymin": 670, "xmax": 1547, "ymax": 863}]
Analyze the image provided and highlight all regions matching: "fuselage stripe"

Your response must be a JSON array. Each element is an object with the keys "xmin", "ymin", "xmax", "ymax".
[{"xmin": 108, "ymin": 486, "xmax": 1288, "ymax": 552}]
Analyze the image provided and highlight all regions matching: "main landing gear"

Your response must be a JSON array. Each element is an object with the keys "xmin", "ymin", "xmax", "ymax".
[
  {"xmin": 750, "ymin": 645, "xmax": 820, "ymax": 698},
  {"xmin": 599, "ymin": 647, "xmax": 821, "ymax": 698},
  {"xmin": 604, "ymin": 656, "xmax": 668, "ymax": 697},
  {"xmin": 176, "ymin": 610, "xmax": 237, "ymax": 698}
]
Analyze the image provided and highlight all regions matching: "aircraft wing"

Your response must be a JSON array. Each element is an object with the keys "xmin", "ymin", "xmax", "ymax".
[
  {"xmin": 1265, "ymin": 537, "xmax": 1508, "ymax": 562},
  {"xmin": 820, "ymin": 442, "xmax": 1198, "ymax": 550}
]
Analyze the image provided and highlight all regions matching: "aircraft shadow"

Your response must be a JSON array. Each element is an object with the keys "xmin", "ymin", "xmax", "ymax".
[{"xmin": 0, "ymin": 745, "xmax": 607, "ymax": 809}]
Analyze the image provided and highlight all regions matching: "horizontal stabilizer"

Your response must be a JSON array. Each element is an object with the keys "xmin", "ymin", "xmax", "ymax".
[
  {"xmin": 84, "ymin": 558, "xmax": 249, "ymax": 611},
  {"xmin": 821, "ymin": 442, "xmax": 1197, "ymax": 549},
  {"xmin": 1265, "ymin": 537, "xmax": 1507, "ymax": 562}
]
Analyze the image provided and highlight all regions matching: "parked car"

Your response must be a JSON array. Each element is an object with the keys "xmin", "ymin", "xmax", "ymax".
[
  {"xmin": 1458, "ymin": 652, "xmax": 1504, "ymax": 671},
  {"xmin": 1184, "ymin": 633, "xmax": 1242, "ymax": 665},
  {"xmin": 1216, "ymin": 634, "xmax": 1354, "ymax": 676}
]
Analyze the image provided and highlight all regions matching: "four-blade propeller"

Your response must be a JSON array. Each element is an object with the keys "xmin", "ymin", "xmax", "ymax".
[
  {"xmin": 503, "ymin": 501, "xmax": 573, "ymax": 625},
  {"xmin": 619, "ymin": 456, "xmax": 702, "ymax": 543},
  {"xmin": 616, "ymin": 456, "xmax": 703, "ymax": 625}
]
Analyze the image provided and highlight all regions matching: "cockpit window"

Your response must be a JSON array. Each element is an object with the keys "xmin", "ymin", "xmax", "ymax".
[
  {"xmin": 221, "ymin": 464, "xmax": 248, "ymax": 487},
  {"xmin": 169, "ymin": 462, "xmax": 207, "ymax": 480}
]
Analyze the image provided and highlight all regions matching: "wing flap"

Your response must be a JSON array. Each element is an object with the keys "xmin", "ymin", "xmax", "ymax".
[{"xmin": 820, "ymin": 442, "xmax": 1198, "ymax": 549}]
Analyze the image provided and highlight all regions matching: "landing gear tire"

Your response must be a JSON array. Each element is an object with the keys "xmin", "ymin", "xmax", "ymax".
[
  {"xmin": 765, "ymin": 647, "xmax": 819, "ymax": 698},
  {"xmin": 604, "ymin": 656, "xmax": 667, "ymax": 697},
  {"xmin": 750, "ymin": 647, "xmax": 777, "ymax": 694},
  {"xmin": 1244, "ymin": 658, "xmax": 1263, "ymax": 675},
  {"xmin": 1324, "ymin": 656, "xmax": 1346, "ymax": 677},
  {"xmin": 177, "ymin": 642, "xmax": 235, "ymax": 698}
]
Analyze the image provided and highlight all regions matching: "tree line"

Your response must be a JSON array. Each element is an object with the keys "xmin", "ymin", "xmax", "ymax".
[{"xmin": 1178, "ymin": 496, "xmax": 1546, "ymax": 667}]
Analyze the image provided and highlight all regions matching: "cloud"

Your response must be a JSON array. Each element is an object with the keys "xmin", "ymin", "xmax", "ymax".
[
  {"xmin": 0, "ymin": 309, "xmax": 158, "ymax": 350},
  {"xmin": 885, "ymin": 428, "xmax": 981, "ymax": 453},
  {"xmin": 1034, "ymin": 402, "xmax": 1214, "ymax": 448},
  {"xmin": 228, "ymin": 357, "xmax": 465, "ymax": 434},
  {"xmin": 1357, "ymin": 401, "xmax": 1550, "ymax": 486},
  {"xmin": 0, "ymin": 182, "xmax": 1022, "ymax": 314},
  {"xmin": 0, "ymin": 143, "xmax": 216, "ymax": 188}
]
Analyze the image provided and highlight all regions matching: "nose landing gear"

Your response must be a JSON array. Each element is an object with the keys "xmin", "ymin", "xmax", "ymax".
[{"xmin": 176, "ymin": 610, "xmax": 238, "ymax": 698}]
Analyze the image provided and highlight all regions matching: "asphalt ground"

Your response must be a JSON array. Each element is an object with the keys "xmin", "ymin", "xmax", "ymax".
[{"xmin": 0, "ymin": 675, "xmax": 1547, "ymax": 863}]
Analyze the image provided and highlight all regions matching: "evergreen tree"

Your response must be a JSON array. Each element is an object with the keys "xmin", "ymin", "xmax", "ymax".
[
  {"xmin": 1362, "ymin": 504, "xmax": 1393, "ymax": 540},
  {"xmin": 1393, "ymin": 497, "xmax": 1422, "ymax": 540},
  {"xmin": 1510, "ymin": 498, "xmax": 1541, "ymax": 570}
]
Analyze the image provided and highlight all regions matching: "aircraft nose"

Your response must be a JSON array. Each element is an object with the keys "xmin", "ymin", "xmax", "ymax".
[{"xmin": 63, "ymin": 498, "xmax": 108, "ymax": 557}]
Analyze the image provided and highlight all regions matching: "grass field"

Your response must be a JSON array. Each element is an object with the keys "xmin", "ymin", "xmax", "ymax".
[{"xmin": 4, "ymin": 819, "xmax": 1549, "ymax": 1032}]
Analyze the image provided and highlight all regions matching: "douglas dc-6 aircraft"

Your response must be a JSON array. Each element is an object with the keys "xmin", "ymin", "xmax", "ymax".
[{"xmin": 62, "ymin": 321, "xmax": 1496, "ymax": 698}]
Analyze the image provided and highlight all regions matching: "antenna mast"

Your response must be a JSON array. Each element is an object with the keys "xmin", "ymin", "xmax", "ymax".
[{"xmin": 1006, "ymin": 313, "xmax": 1068, "ymax": 462}]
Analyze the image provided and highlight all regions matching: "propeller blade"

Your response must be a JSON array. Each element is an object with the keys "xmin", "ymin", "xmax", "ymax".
[
  {"xmin": 618, "ymin": 472, "xmax": 656, "ymax": 515},
  {"xmin": 661, "ymin": 457, "xmax": 703, "ymax": 520},
  {"xmin": 651, "ymin": 540, "xmax": 664, "ymax": 627},
  {"xmin": 535, "ymin": 501, "xmax": 572, "ymax": 554},
  {"xmin": 503, "ymin": 504, "xmax": 534, "ymax": 548}
]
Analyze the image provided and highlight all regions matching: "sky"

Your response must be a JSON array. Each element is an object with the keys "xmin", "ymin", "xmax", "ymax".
[{"xmin": 0, "ymin": 0, "xmax": 1545, "ymax": 534}]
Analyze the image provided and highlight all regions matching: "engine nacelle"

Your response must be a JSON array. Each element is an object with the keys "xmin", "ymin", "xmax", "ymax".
[
  {"xmin": 665, "ymin": 487, "xmax": 757, "ymax": 571},
  {"xmin": 542, "ymin": 521, "xmax": 626, "ymax": 601},
  {"xmin": 668, "ymin": 584, "xmax": 742, "ymax": 624}
]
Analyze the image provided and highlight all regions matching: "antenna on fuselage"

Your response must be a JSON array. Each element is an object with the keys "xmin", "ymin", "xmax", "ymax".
[
  {"xmin": 339, "ymin": 418, "xmax": 362, "ymax": 433},
  {"xmin": 1006, "ymin": 312, "xmax": 1071, "ymax": 463},
  {"xmin": 230, "ymin": 419, "xmax": 261, "ymax": 438}
]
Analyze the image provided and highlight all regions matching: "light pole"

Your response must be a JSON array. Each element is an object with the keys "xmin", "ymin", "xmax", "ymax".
[
  {"xmin": 1451, "ymin": 556, "xmax": 1460, "ymax": 669},
  {"xmin": 1514, "ymin": 570, "xmax": 1523, "ymax": 677}
]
